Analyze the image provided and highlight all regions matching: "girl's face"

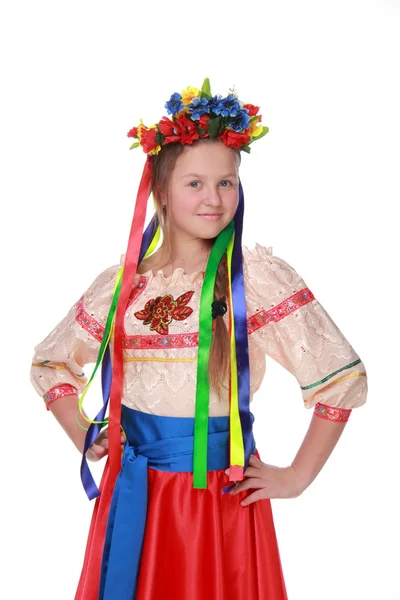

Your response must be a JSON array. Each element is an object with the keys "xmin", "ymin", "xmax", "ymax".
[{"xmin": 165, "ymin": 141, "xmax": 240, "ymax": 243}]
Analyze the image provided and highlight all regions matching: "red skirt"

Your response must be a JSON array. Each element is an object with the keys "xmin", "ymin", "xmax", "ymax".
[{"xmin": 76, "ymin": 460, "xmax": 288, "ymax": 600}]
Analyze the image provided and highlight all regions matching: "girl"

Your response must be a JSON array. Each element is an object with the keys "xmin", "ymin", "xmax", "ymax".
[{"xmin": 31, "ymin": 80, "xmax": 368, "ymax": 600}]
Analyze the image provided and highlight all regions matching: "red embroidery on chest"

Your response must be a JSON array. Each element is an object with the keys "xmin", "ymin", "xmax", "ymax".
[{"xmin": 134, "ymin": 291, "xmax": 194, "ymax": 335}]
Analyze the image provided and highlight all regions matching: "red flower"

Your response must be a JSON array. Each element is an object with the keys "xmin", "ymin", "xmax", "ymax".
[
  {"xmin": 127, "ymin": 126, "xmax": 138, "ymax": 138},
  {"xmin": 158, "ymin": 115, "xmax": 199, "ymax": 146},
  {"xmin": 134, "ymin": 291, "xmax": 194, "ymax": 335},
  {"xmin": 158, "ymin": 116, "xmax": 181, "ymax": 145},
  {"xmin": 139, "ymin": 127, "xmax": 159, "ymax": 154},
  {"xmin": 175, "ymin": 115, "xmax": 199, "ymax": 145},
  {"xmin": 219, "ymin": 129, "xmax": 250, "ymax": 149},
  {"xmin": 198, "ymin": 114, "xmax": 210, "ymax": 138},
  {"xmin": 243, "ymin": 103, "xmax": 260, "ymax": 117}
]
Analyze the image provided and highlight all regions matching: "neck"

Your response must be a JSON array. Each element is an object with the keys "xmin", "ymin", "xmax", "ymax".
[{"xmin": 151, "ymin": 232, "xmax": 213, "ymax": 276}]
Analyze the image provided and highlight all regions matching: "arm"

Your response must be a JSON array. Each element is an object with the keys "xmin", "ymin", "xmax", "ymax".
[
  {"xmin": 31, "ymin": 263, "xmax": 121, "ymax": 455},
  {"xmin": 291, "ymin": 414, "xmax": 347, "ymax": 493},
  {"xmin": 231, "ymin": 246, "xmax": 368, "ymax": 505},
  {"xmin": 50, "ymin": 393, "xmax": 88, "ymax": 454}
]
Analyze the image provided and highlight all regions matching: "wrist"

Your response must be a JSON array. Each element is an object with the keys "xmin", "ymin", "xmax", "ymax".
[{"xmin": 289, "ymin": 463, "xmax": 311, "ymax": 495}]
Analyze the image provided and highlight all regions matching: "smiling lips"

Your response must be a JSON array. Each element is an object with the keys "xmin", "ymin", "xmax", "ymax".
[{"xmin": 198, "ymin": 213, "xmax": 223, "ymax": 221}]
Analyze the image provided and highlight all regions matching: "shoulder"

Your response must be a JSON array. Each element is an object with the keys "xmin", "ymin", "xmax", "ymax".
[
  {"xmin": 242, "ymin": 243, "xmax": 309, "ymax": 307},
  {"xmin": 83, "ymin": 261, "xmax": 122, "ymax": 305}
]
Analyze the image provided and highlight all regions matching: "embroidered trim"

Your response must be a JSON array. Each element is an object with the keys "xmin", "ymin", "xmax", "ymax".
[
  {"xmin": 301, "ymin": 359, "xmax": 362, "ymax": 390},
  {"xmin": 313, "ymin": 402, "xmax": 352, "ymax": 423},
  {"xmin": 124, "ymin": 356, "xmax": 197, "ymax": 362},
  {"xmin": 127, "ymin": 276, "xmax": 148, "ymax": 309},
  {"xmin": 247, "ymin": 288, "xmax": 315, "ymax": 334},
  {"xmin": 74, "ymin": 282, "xmax": 316, "ymax": 351},
  {"xmin": 43, "ymin": 384, "xmax": 78, "ymax": 410},
  {"xmin": 123, "ymin": 331, "xmax": 200, "ymax": 349},
  {"xmin": 76, "ymin": 296, "xmax": 105, "ymax": 342},
  {"xmin": 76, "ymin": 275, "xmax": 148, "ymax": 343}
]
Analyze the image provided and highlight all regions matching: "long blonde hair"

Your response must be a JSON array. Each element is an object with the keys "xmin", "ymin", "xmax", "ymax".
[{"xmin": 148, "ymin": 140, "xmax": 240, "ymax": 396}]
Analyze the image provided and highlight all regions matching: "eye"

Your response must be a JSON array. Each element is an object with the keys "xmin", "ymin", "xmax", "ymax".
[
  {"xmin": 220, "ymin": 180, "xmax": 232, "ymax": 187},
  {"xmin": 190, "ymin": 181, "xmax": 200, "ymax": 188}
]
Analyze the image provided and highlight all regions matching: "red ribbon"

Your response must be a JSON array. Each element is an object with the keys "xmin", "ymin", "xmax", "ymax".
[{"xmin": 108, "ymin": 158, "xmax": 152, "ymax": 492}]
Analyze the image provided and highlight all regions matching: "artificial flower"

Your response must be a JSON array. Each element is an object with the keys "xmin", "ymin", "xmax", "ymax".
[
  {"xmin": 181, "ymin": 86, "xmax": 200, "ymax": 105},
  {"xmin": 218, "ymin": 128, "xmax": 250, "ymax": 149},
  {"xmin": 165, "ymin": 93, "xmax": 184, "ymax": 116}
]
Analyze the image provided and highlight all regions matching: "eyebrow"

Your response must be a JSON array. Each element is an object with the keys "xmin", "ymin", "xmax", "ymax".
[{"xmin": 181, "ymin": 173, "xmax": 237, "ymax": 179}]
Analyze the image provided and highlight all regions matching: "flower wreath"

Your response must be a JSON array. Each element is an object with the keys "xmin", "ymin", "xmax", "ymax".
[{"xmin": 127, "ymin": 78, "xmax": 269, "ymax": 155}]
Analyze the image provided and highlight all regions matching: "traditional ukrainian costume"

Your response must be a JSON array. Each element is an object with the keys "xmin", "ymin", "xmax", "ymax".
[{"xmin": 31, "ymin": 80, "xmax": 368, "ymax": 600}]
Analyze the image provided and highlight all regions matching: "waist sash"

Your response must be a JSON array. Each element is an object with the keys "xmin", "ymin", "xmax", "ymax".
[{"xmin": 99, "ymin": 405, "xmax": 255, "ymax": 600}]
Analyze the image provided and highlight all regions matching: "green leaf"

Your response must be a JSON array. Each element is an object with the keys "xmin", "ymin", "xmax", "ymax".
[
  {"xmin": 200, "ymin": 77, "xmax": 212, "ymax": 98},
  {"xmin": 207, "ymin": 116, "xmax": 222, "ymax": 139},
  {"xmin": 250, "ymin": 115, "xmax": 260, "ymax": 123},
  {"xmin": 129, "ymin": 142, "xmax": 140, "ymax": 150},
  {"xmin": 240, "ymin": 145, "xmax": 251, "ymax": 153},
  {"xmin": 248, "ymin": 126, "xmax": 269, "ymax": 145},
  {"xmin": 154, "ymin": 130, "xmax": 163, "ymax": 144}
]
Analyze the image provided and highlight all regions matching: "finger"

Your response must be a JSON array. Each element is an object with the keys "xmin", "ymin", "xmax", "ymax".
[
  {"xmin": 243, "ymin": 466, "xmax": 263, "ymax": 479},
  {"xmin": 91, "ymin": 443, "xmax": 108, "ymax": 458},
  {"xmin": 249, "ymin": 454, "xmax": 263, "ymax": 468},
  {"xmin": 241, "ymin": 488, "xmax": 268, "ymax": 507},
  {"xmin": 230, "ymin": 478, "xmax": 264, "ymax": 495}
]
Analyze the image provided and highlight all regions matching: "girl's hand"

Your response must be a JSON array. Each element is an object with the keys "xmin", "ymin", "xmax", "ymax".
[
  {"xmin": 226, "ymin": 454, "xmax": 303, "ymax": 507},
  {"xmin": 86, "ymin": 428, "xmax": 126, "ymax": 463}
]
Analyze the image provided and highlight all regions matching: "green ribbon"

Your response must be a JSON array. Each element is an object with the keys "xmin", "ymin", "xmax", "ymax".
[
  {"xmin": 193, "ymin": 220, "xmax": 235, "ymax": 488},
  {"xmin": 78, "ymin": 267, "xmax": 124, "ymax": 426}
]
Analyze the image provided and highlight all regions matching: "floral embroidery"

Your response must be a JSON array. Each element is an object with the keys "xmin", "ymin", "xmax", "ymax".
[
  {"xmin": 313, "ymin": 402, "xmax": 352, "ymax": 423},
  {"xmin": 134, "ymin": 291, "xmax": 194, "ymax": 335},
  {"xmin": 247, "ymin": 288, "xmax": 315, "ymax": 334},
  {"xmin": 43, "ymin": 384, "xmax": 78, "ymax": 410}
]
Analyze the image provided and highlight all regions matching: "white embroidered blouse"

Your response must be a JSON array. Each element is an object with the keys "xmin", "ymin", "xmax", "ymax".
[{"xmin": 30, "ymin": 244, "xmax": 368, "ymax": 423}]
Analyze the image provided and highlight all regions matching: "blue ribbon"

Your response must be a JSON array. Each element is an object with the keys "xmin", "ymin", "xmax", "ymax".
[
  {"xmin": 232, "ymin": 180, "xmax": 253, "ymax": 472},
  {"xmin": 80, "ymin": 214, "xmax": 159, "ymax": 500}
]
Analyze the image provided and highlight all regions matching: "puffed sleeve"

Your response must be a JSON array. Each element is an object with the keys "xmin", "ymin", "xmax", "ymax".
[
  {"xmin": 243, "ymin": 244, "xmax": 368, "ymax": 423},
  {"xmin": 31, "ymin": 262, "xmax": 122, "ymax": 410}
]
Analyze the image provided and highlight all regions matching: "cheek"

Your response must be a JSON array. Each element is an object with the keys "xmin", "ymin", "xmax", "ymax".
[{"xmin": 169, "ymin": 189, "xmax": 198, "ymax": 219}]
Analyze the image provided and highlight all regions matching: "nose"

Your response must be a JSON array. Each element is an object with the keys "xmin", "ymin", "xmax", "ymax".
[{"xmin": 203, "ymin": 185, "xmax": 222, "ymax": 207}]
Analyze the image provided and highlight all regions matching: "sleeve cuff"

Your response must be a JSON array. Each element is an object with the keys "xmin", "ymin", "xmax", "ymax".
[
  {"xmin": 313, "ymin": 402, "xmax": 352, "ymax": 423},
  {"xmin": 43, "ymin": 384, "xmax": 78, "ymax": 410}
]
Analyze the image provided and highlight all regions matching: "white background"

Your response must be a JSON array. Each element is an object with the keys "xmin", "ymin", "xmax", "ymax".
[{"xmin": 1, "ymin": 1, "xmax": 399, "ymax": 598}]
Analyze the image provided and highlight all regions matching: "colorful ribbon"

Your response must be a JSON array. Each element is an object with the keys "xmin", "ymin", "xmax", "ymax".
[{"xmin": 193, "ymin": 220, "xmax": 235, "ymax": 488}]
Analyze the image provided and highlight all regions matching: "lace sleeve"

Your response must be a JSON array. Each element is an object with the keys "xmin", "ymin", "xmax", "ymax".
[
  {"xmin": 30, "ymin": 263, "xmax": 121, "ymax": 409},
  {"xmin": 243, "ymin": 244, "xmax": 368, "ymax": 422}
]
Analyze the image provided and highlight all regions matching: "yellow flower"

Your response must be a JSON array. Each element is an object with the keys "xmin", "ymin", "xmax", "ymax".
[
  {"xmin": 181, "ymin": 86, "xmax": 200, "ymax": 106},
  {"xmin": 148, "ymin": 144, "xmax": 162, "ymax": 155},
  {"xmin": 249, "ymin": 120, "xmax": 263, "ymax": 138}
]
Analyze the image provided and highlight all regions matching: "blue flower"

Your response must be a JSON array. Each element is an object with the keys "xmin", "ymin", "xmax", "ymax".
[
  {"xmin": 209, "ymin": 94, "xmax": 241, "ymax": 118},
  {"xmin": 188, "ymin": 97, "xmax": 210, "ymax": 120},
  {"xmin": 165, "ymin": 93, "xmax": 184, "ymax": 116},
  {"xmin": 227, "ymin": 108, "xmax": 250, "ymax": 132}
]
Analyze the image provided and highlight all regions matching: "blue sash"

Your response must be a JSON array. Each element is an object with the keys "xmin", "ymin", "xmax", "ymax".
[{"xmin": 99, "ymin": 405, "xmax": 255, "ymax": 600}]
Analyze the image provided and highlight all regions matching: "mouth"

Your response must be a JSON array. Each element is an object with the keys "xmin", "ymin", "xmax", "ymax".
[{"xmin": 198, "ymin": 213, "xmax": 223, "ymax": 221}]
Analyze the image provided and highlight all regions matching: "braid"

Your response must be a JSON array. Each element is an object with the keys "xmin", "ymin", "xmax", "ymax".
[{"xmin": 209, "ymin": 254, "xmax": 230, "ymax": 397}]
